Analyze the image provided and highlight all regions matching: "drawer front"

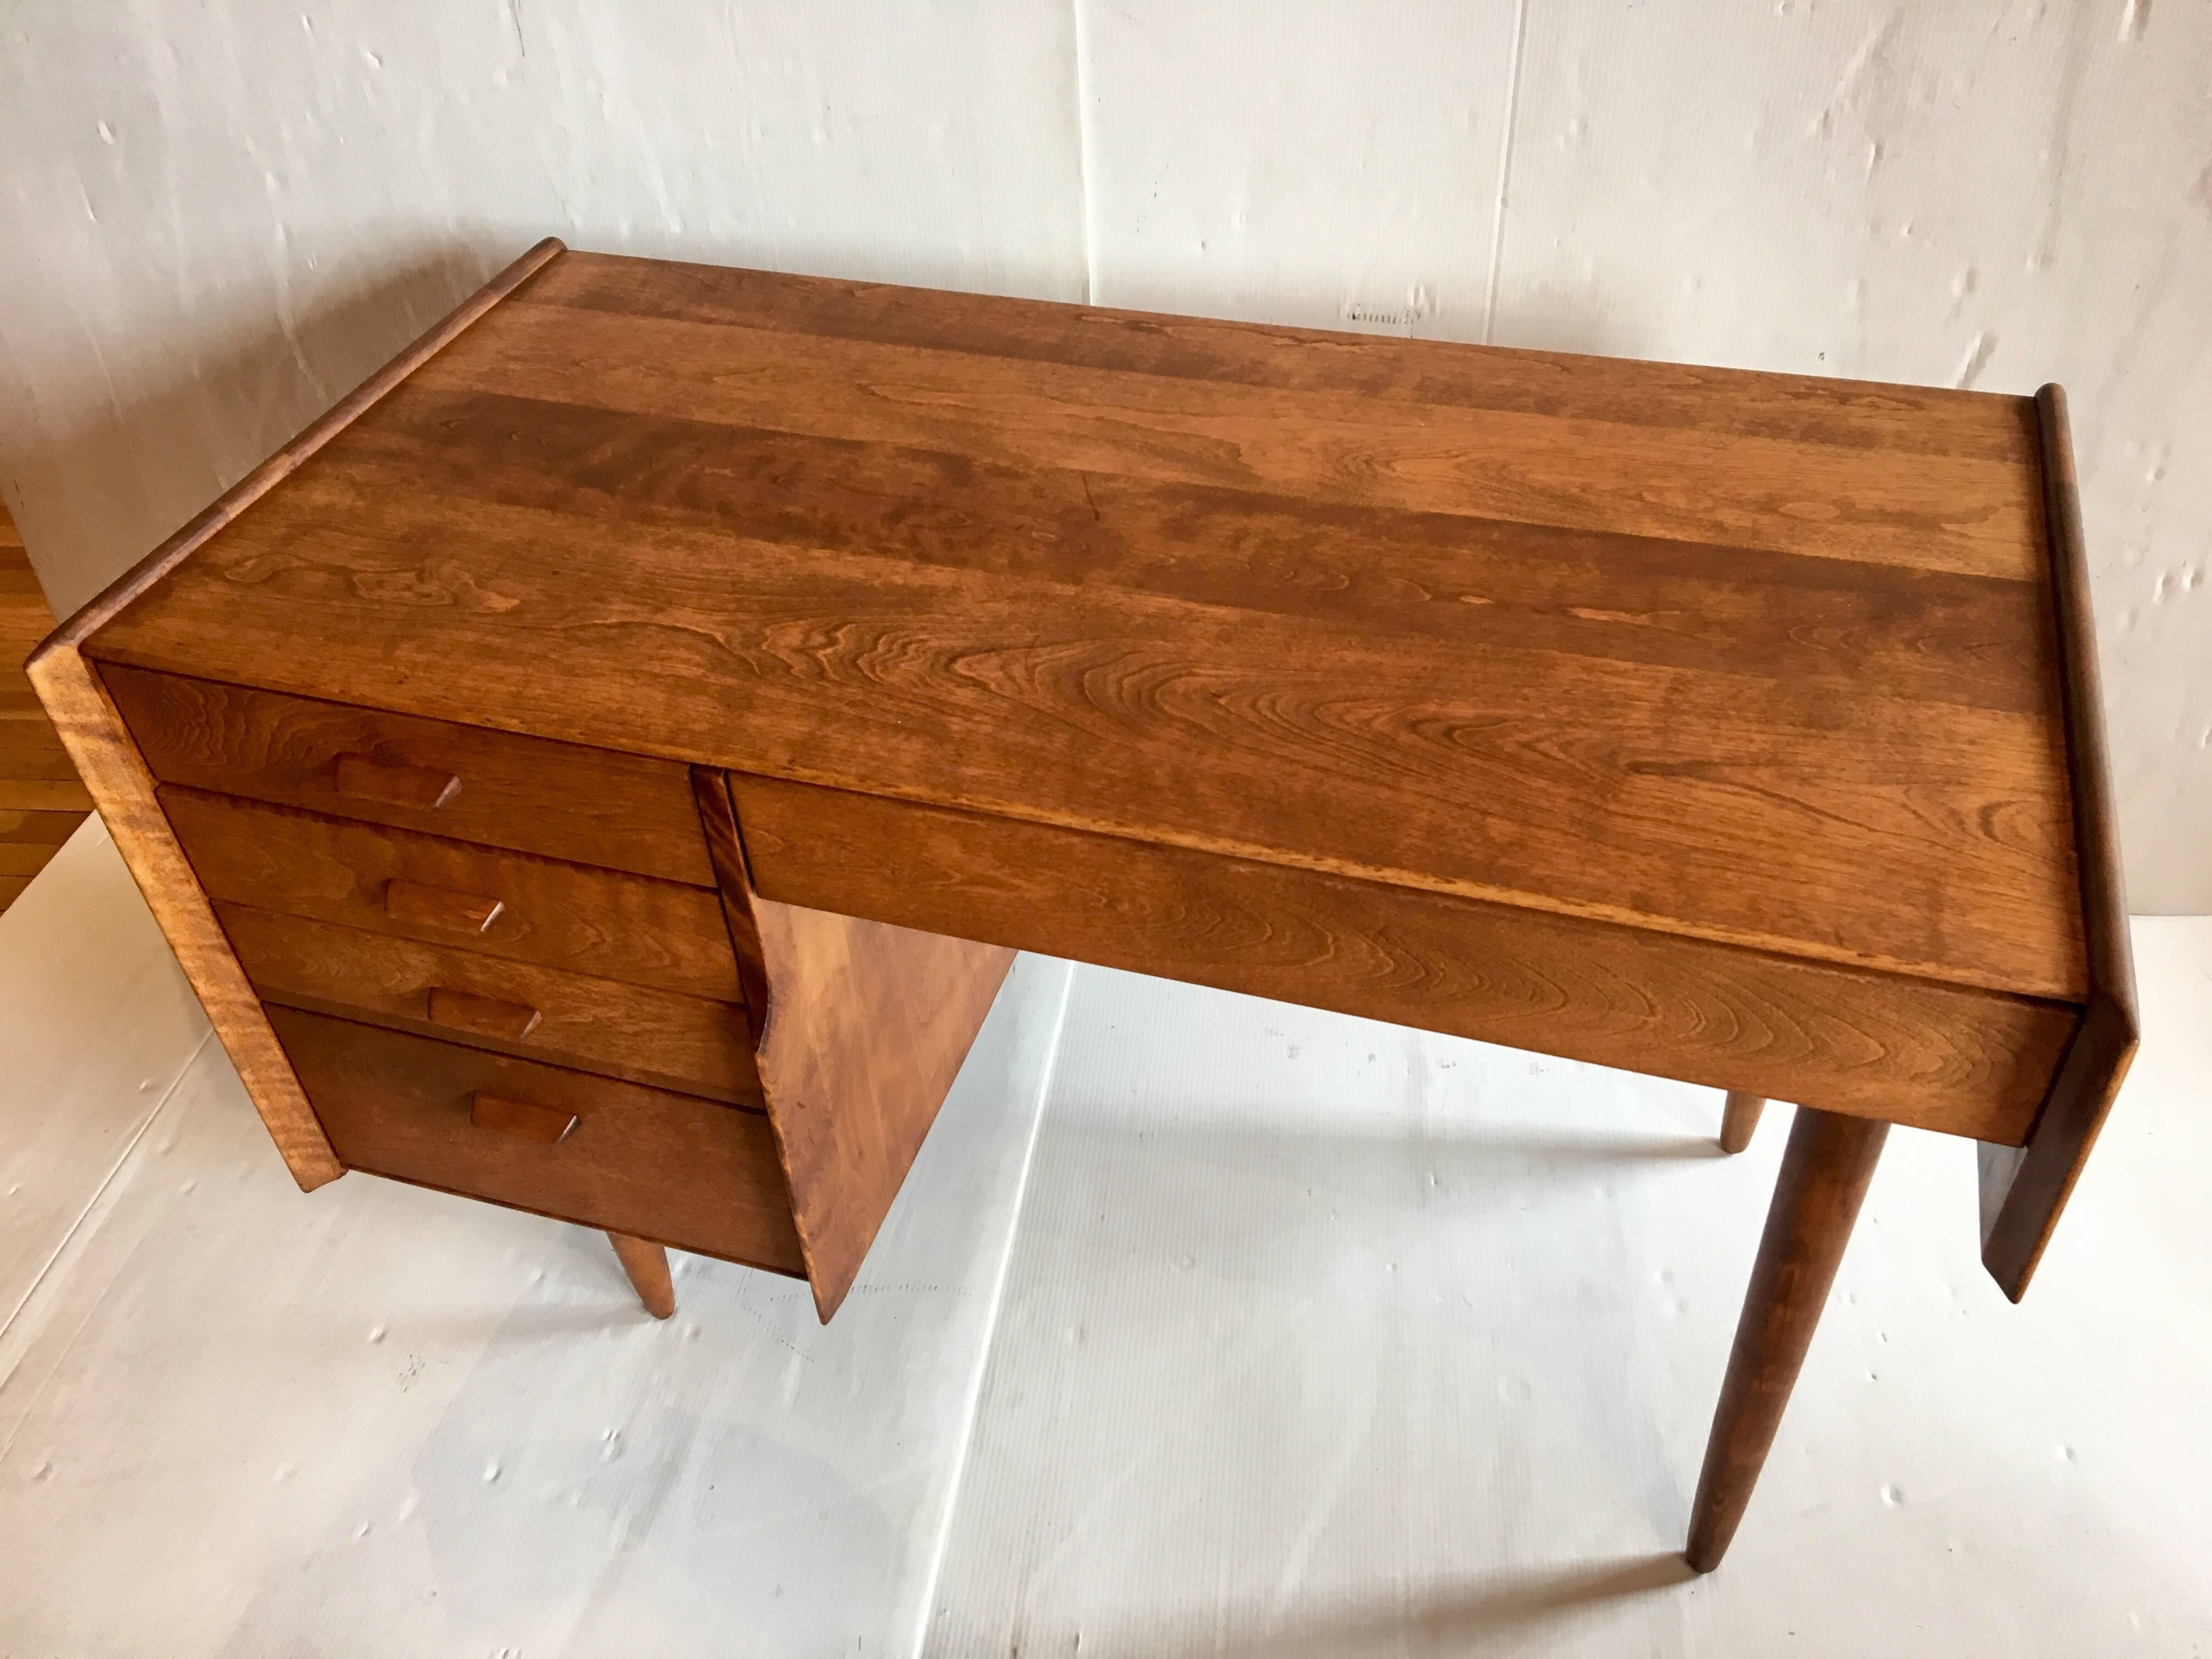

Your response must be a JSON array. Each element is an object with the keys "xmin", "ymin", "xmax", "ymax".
[
  {"xmin": 269, "ymin": 1006, "xmax": 803, "ymax": 1273},
  {"xmin": 223, "ymin": 902, "xmax": 761, "ymax": 1105},
  {"xmin": 166, "ymin": 786, "xmax": 744, "ymax": 1000},
  {"xmin": 104, "ymin": 664, "xmax": 715, "ymax": 885}
]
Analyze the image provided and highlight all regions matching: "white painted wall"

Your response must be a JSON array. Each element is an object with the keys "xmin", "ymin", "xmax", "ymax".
[{"xmin": 3, "ymin": 0, "xmax": 2207, "ymax": 907}]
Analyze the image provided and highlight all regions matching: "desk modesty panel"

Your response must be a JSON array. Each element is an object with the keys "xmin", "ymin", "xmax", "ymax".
[{"xmin": 30, "ymin": 240, "xmax": 2131, "ymax": 1571}]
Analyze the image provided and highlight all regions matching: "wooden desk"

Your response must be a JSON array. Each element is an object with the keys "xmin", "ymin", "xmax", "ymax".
[{"xmin": 30, "ymin": 240, "xmax": 2133, "ymax": 1571}]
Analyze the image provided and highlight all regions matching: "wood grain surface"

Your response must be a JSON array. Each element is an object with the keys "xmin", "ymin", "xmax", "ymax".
[
  {"xmin": 269, "ymin": 1005, "xmax": 802, "ymax": 1273},
  {"xmin": 701, "ymin": 770, "xmax": 1014, "ymax": 1321},
  {"xmin": 0, "ymin": 800, "xmax": 86, "ymax": 885},
  {"xmin": 1686, "ymin": 1107, "xmax": 1888, "ymax": 1571},
  {"xmin": 0, "ymin": 843, "xmax": 65, "ymax": 877},
  {"xmin": 81, "ymin": 251, "xmax": 2087, "ymax": 1009},
  {"xmin": 23, "ymin": 646, "xmax": 340, "ymax": 1186},
  {"xmin": 0, "ymin": 809, "xmax": 83, "ymax": 845},
  {"xmin": 524, "ymin": 255, "xmax": 2040, "ymax": 465},
  {"xmin": 1, "ymin": 569, "xmax": 90, "ymax": 800},
  {"xmin": 20, "ymin": 240, "xmax": 562, "ymax": 1186},
  {"xmin": 607, "ymin": 1232, "xmax": 676, "ymax": 1319},
  {"xmin": 2, "ymin": 501, "xmax": 92, "ymax": 911},
  {"xmin": 428, "ymin": 987, "xmax": 543, "ymax": 1041},
  {"xmin": 690, "ymin": 765, "xmax": 773, "ymax": 1029},
  {"xmin": 1719, "ymin": 1092, "xmax": 1767, "ymax": 1155},
  {"xmin": 223, "ymin": 901, "xmax": 760, "ymax": 1104},
  {"xmin": 383, "ymin": 876, "xmax": 503, "ymax": 935},
  {"xmin": 729, "ymin": 771, "xmax": 2072, "ymax": 1144},
  {"xmin": 469, "ymin": 1092, "xmax": 578, "ymax": 1144},
  {"xmin": 1977, "ymin": 386, "xmax": 2141, "ymax": 1300},
  {"xmin": 163, "ymin": 787, "xmax": 743, "ymax": 1001},
  {"xmin": 105, "ymin": 663, "xmax": 715, "ymax": 885}
]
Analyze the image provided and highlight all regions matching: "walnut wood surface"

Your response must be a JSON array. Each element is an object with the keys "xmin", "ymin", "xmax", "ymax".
[
  {"xmin": 1976, "ymin": 386, "xmax": 2141, "ymax": 1300},
  {"xmin": 269, "ymin": 1005, "xmax": 802, "ymax": 1272},
  {"xmin": 222, "ymin": 902, "xmax": 760, "ymax": 1103},
  {"xmin": 20, "ymin": 241, "xmax": 561, "ymax": 1186},
  {"xmin": 2, "ymin": 505, "xmax": 93, "ymax": 910},
  {"xmin": 1719, "ymin": 1092, "xmax": 1765, "ymax": 1155},
  {"xmin": 104, "ymin": 664, "xmax": 714, "ymax": 885},
  {"xmin": 163, "ymin": 787, "xmax": 743, "ymax": 1001},
  {"xmin": 83, "ymin": 251, "xmax": 2086, "ymax": 1008},
  {"xmin": 729, "ymin": 772, "xmax": 2069, "ymax": 1144},
  {"xmin": 1686, "ymin": 1107, "xmax": 1888, "ymax": 1571},
  {"xmin": 608, "ymin": 1232, "xmax": 676, "ymax": 1319},
  {"xmin": 699, "ymin": 770, "xmax": 1014, "ymax": 1320}
]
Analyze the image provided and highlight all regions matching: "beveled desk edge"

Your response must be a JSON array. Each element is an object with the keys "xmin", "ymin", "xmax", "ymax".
[
  {"xmin": 1975, "ymin": 384, "xmax": 2139, "ymax": 1300},
  {"xmin": 22, "ymin": 236, "xmax": 570, "ymax": 1190}
]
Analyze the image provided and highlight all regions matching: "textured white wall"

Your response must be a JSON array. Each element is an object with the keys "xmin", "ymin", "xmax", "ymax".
[{"xmin": 2, "ymin": 1, "xmax": 2205, "ymax": 907}]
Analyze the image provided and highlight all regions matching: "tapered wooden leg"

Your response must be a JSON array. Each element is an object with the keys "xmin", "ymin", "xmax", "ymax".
[
  {"xmin": 1719, "ymin": 1091, "xmax": 1765, "ymax": 1154},
  {"xmin": 1685, "ymin": 1106, "xmax": 1886, "ymax": 1572},
  {"xmin": 607, "ymin": 1232, "xmax": 675, "ymax": 1319}
]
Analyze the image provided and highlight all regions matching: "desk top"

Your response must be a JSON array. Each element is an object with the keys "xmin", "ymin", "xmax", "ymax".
[{"xmin": 83, "ymin": 246, "xmax": 2088, "ymax": 1008}]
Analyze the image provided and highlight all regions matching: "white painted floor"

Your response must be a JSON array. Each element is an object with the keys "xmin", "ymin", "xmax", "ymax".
[{"xmin": 2, "ymin": 822, "xmax": 2208, "ymax": 1656}]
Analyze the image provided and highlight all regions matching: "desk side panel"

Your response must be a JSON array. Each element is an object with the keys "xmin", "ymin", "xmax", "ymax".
[
  {"xmin": 697, "ymin": 770, "xmax": 1015, "ymax": 1323},
  {"xmin": 23, "ymin": 648, "xmax": 341, "ymax": 1187},
  {"xmin": 1976, "ymin": 386, "xmax": 2141, "ymax": 1299},
  {"xmin": 731, "ymin": 773, "xmax": 2074, "ymax": 1145}
]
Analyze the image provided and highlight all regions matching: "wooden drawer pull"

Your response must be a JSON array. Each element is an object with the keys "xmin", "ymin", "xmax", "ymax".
[
  {"xmin": 386, "ymin": 877, "xmax": 504, "ymax": 934},
  {"xmin": 335, "ymin": 752, "xmax": 462, "ymax": 811},
  {"xmin": 427, "ymin": 986, "xmax": 543, "ymax": 1040},
  {"xmin": 469, "ymin": 1092, "xmax": 579, "ymax": 1144}
]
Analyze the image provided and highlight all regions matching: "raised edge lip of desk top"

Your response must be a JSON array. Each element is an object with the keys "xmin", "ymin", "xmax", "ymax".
[{"xmin": 74, "ymin": 245, "xmax": 2090, "ymax": 1007}]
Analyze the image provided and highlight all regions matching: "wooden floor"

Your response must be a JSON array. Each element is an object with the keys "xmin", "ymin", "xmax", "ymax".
[
  {"xmin": 0, "ymin": 502, "xmax": 91, "ymax": 913},
  {"xmin": 1, "ymin": 834, "xmax": 2208, "ymax": 1656}
]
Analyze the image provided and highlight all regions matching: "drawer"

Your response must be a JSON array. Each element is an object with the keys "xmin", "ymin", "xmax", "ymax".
[
  {"xmin": 269, "ymin": 1006, "xmax": 803, "ymax": 1273},
  {"xmin": 103, "ymin": 664, "xmax": 715, "ymax": 885},
  {"xmin": 165, "ymin": 786, "xmax": 744, "ymax": 1000},
  {"xmin": 223, "ymin": 902, "xmax": 761, "ymax": 1106}
]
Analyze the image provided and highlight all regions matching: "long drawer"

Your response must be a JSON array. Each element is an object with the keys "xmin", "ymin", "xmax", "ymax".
[
  {"xmin": 164, "ymin": 786, "xmax": 744, "ymax": 1000},
  {"xmin": 223, "ymin": 902, "xmax": 761, "ymax": 1105},
  {"xmin": 269, "ymin": 1006, "xmax": 803, "ymax": 1273},
  {"xmin": 104, "ymin": 664, "xmax": 715, "ymax": 885}
]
